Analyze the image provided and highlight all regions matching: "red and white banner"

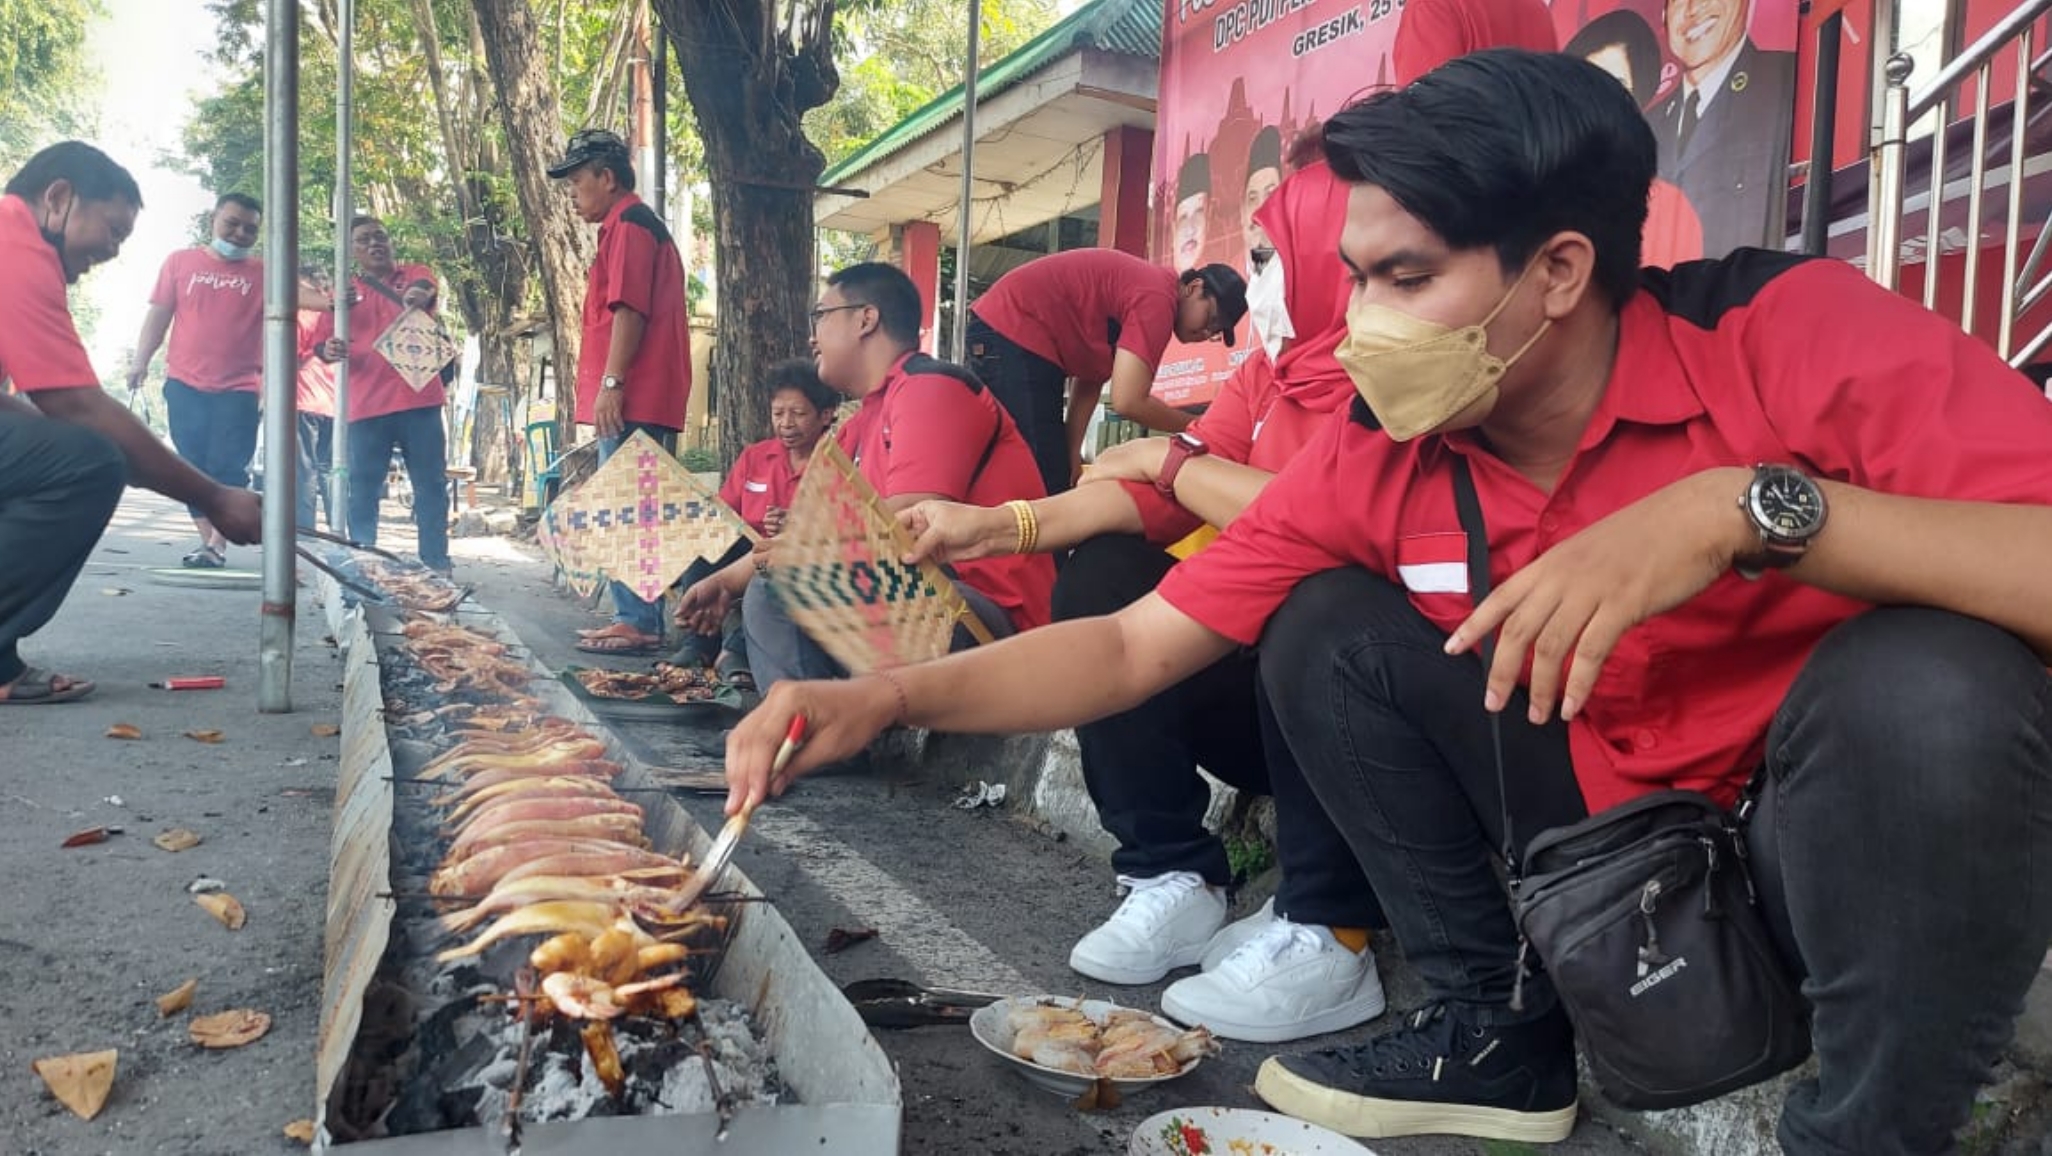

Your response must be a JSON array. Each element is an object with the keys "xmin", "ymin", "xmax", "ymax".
[{"xmin": 1148, "ymin": 0, "xmax": 1803, "ymax": 406}]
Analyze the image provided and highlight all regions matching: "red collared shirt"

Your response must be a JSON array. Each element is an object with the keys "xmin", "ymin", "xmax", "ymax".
[
  {"xmin": 308, "ymin": 262, "xmax": 446, "ymax": 421},
  {"xmin": 1158, "ymin": 254, "xmax": 2052, "ymax": 812},
  {"xmin": 0, "ymin": 195, "xmax": 101, "ymax": 396},
  {"xmin": 836, "ymin": 351, "xmax": 1055, "ymax": 631},
  {"xmin": 148, "ymin": 247, "xmax": 264, "ymax": 392},
  {"xmin": 720, "ymin": 437, "xmax": 804, "ymax": 536},
  {"xmin": 574, "ymin": 193, "xmax": 692, "ymax": 430},
  {"xmin": 969, "ymin": 249, "xmax": 1179, "ymax": 384}
]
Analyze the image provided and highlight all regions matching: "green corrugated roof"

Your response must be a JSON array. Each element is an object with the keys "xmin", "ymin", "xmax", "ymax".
[{"xmin": 820, "ymin": 0, "xmax": 1162, "ymax": 186}]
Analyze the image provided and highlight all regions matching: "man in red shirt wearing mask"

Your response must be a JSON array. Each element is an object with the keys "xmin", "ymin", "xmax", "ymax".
[{"xmin": 0, "ymin": 142, "xmax": 262, "ymax": 704}]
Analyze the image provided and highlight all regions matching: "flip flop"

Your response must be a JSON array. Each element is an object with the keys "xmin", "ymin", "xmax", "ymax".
[
  {"xmin": 0, "ymin": 667, "xmax": 96, "ymax": 705},
  {"xmin": 715, "ymin": 650, "xmax": 755, "ymax": 691},
  {"xmin": 181, "ymin": 545, "xmax": 225, "ymax": 569},
  {"xmin": 574, "ymin": 624, "xmax": 663, "ymax": 656}
]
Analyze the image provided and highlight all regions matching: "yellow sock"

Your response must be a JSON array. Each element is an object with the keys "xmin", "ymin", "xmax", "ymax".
[{"xmin": 1329, "ymin": 926, "xmax": 1371, "ymax": 953}]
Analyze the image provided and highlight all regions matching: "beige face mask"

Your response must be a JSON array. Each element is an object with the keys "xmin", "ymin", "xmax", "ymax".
[{"xmin": 1334, "ymin": 263, "xmax": 1551, "ymax": 441}]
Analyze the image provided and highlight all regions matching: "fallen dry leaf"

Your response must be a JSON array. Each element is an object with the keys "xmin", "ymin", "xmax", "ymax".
[
  {"xmin": 823, "ymin": 926, "xmax": 879, "ymax": 955},
  {"xmin": 309, "ymin": 723, "xmax": 340, "ymax": 737},
  {"xmin": 188, "ymin": 1009, "xmax": 270, "ymax": 1049},
  {"xmin": 155, "ymin": 978, "xmax": 198, "ymax": 1017},
  {"xmin": 283, "ymin": 1118, "xmax": 316, "ymax": 1144},
  {"xmin": 184, "ymin": 729, "xmax": 225, "ymax": 744},
  {"xmin": 61, "ymin": 826, "xmax": 115, "ymax": 848},
  {"xmin": 104, "ymin": 723, "xmax": 142, "ymax": 740},
  {"xmin": 32, "ymin": 1050, "xmax": 117, "ymax": 1120},
  {"xmin": 194, "ymin": 892, "xmax": 247, "ymax": 930},
  {"xmin": 152, "ymin": 828, "xmax": 202, "ymax": 853}
]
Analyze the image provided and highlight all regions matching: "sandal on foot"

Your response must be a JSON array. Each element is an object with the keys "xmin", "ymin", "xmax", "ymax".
[
  {"xmin": 0, "ymin": 667, "xmax": 96, "ymax": 705},
  {"xmin": 714, "ymin": 650, "xmax": 755, "ymax": 691},
  {"xmin": 181, "ymin": 545, "xmax": 225, "ymax": 569},
  {"xmin": 574, "ymin": 624, "xmax": 663, "ymax": 656}
]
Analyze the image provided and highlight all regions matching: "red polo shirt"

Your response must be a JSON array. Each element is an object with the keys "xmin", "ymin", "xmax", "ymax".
[
  {"xmin": 836, "ymin": 352, "xmax": 1055, "ymax": 631},
  {"xmin": 296, "ymin": 308, "xmax": 335, "ymax": 419},
  {"xmin": 0, "ymin": 195, "xmax": 101, "ymax": 396},
  {"xmin": 1157, "ymin": 254, "xmax": 2052, "ymax": 812},
  {"xmin": 720, "ymin": 437, "xmax": 803, "ymax": 536},
  {"xmin": 969, "ymin": 249, "xmax": 1179, "ymax": 384},
  {"xmin": 148, "ymin": 247, "xmax": 264, "ymax": 392},
  {"xmin": 308, "ymin": 262, "xmax": 446, "ymax": 421},
  {"xmin": 574, "ymin": 193, "xmax": 692, "ymax": 431}
]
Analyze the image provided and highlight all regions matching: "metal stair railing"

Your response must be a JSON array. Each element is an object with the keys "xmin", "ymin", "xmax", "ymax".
[{"xmin": 1871, "ymin": 0, "xmax": 2052, "ymax": 367}]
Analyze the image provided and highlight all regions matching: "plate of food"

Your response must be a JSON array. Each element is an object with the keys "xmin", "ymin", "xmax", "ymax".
[
  {"xmin": 1130, "ymin": 1107, "xmax": 1373, "ymax": 1155},
  {"xmin": 968, "ymin": 995, "xmax": 1216, "ymax": 1099},
  {"xmin": 558, "ymin": 663, "xmax": 744, "ymax": 721}
]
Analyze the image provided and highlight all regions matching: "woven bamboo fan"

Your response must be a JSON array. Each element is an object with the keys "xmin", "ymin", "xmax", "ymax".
[
  {"xmin": 371, "ymin": 307, "xmax": 459, "ymax": 392},
  {"xmin": 765, "ymin": 438, "xmax": 994, "ymax": 673},
  {"xmin": 537, "ymin": 429, "xmax": 757, "ymax": 601}
]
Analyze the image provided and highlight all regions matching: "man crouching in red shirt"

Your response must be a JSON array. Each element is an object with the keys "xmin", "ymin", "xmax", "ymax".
[
  {"xmin": 721, "ymin": 52, "xmax": 2052, "ymax": 1151},
  {"xmin": 0, "ymin": 142, "xmax": 262, "ymax": 704},
  {"xmin": 676, "ymin": 262, "xmax": 1053, "ymax": 689}
]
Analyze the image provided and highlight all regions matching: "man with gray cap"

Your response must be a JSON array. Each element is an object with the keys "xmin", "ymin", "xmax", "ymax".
[
  {"xmin": 967, "ymin": 251, "xmax": 1246, "ymax": 495},
  {"xmin": 547, "ymin": 128, "xmax": 695, "ymax": 656}
]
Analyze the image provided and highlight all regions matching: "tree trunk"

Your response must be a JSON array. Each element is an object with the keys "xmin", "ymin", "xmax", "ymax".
[
  {"xmin": 472, "ymin": 0, "xmax": 590, "ymax": 443},
  {"xmin": 656, "ymin": 0, "xmax": 840, "ymax": 466}
]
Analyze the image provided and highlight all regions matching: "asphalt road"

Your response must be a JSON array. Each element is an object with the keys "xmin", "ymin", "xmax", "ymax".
[{"xmin": 0, "ymin": 491, "xmax": 1648, "ymax": 1155}]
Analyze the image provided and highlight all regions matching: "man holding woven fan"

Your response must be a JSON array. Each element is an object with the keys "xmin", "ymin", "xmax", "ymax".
[
  {"xmin": 675, "ymin": 262, "xmax": 1052, "ymax": 690},
  {"xmin": 548, "ymin": 128, "xmax": 695, "ymax": 658},
  {"xmin": 311, "ymin": 216, "xmax": 453, "ymax": 575}
]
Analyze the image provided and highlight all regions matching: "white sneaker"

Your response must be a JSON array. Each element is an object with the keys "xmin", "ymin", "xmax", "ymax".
[
  {"xmin": 1068, "ymin": 872, "xmax": 1227, "ymax": 985},
  {"xmin": 1161, "ymin": 917, "xmax": 1386, "ymax": 1043},
  {"xmin": 1200, "ymin": 896, "xmax": 1279, "ymax": 972}
]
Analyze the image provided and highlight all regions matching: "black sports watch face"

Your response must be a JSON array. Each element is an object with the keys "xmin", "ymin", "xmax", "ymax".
[{"xmin": 1750, "ymin": 468, "xmax": 1826, "ymax": 542}]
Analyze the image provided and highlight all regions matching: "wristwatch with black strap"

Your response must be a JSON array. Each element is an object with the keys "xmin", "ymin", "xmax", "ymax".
[
  {"xmin": 1155, "ymin": 431, "xmax": 1209, "ymax": 498},
  {"xmin": 1734, "ymin": 463, "xmax": 1828, "ymax": 580},
  {"xmin": 600, "ymin": 373, "xmax": 626, "ymax": 393}
]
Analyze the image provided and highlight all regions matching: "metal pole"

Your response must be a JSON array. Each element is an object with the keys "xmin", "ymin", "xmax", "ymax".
[
  {"xmin": 1869, "ymin": 54, "xmax": 1914, "ymax": 290},
  {"xmin": 949, "ymin": 0, "xmax": 980, "ymax": 360},
  {"xmin": 1799, "ymin": 12, "xmax": 1842, "ymax": 256},
  {"xmin": 330, "ymin": 0, "xmax": 356, "ymax": 532},
  {"xmin": 258, "ymin": 0, "xmax": 302, "ymax": 713}
]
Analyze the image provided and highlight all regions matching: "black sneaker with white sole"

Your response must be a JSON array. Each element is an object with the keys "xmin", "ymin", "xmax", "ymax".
[{"xmin": 1254, "ymin": 1001, "xmax": 1579, "ymax": 1142}]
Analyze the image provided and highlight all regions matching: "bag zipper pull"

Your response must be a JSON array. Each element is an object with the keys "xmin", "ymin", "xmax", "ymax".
[
  {"xmin": 1701, "ymin": 836, "xmax": 1724, "ymax": 917},
  {"xmin": 1636, "ymin": 879, "xmax": 1669, "ymax": 976}
]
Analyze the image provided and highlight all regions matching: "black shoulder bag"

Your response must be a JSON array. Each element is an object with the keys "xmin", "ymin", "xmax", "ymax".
[{"xmin": 1450, "ymin": 455, "xmax": 1810, "ymax": 1111}]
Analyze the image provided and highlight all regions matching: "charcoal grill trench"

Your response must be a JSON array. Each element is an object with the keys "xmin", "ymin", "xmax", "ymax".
[{"xmin": 312, "ymin": 577, "xmax": 901, "ymax": 1154}]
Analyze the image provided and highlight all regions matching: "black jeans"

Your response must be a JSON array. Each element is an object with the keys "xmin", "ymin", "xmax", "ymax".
[
  {"xmin": 0, "ymin": 412, "xmax": 127, "ymax": 685},
  {"xmin": 1262, "ymin": 568, "xmax": 2052, "ymax": 1155},
  {"xmin": 296, "ymin": 413, "xmax": 335, "ymax": 533},
  {"xmin": 1055, "ymin": 535, "xmax": 1382, "ymax": 928},
  {"xmin": 966, "ymin": 312, "xmax": 1071, "ymax": 496}
]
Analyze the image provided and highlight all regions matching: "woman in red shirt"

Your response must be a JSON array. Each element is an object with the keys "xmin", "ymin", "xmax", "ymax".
[{"xmin": 672, "ymin": 360, "xmax": 838, "ymax": 685}]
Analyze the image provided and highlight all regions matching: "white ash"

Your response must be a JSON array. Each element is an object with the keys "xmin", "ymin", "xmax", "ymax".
[{"xmin": 656, "ymin": 999, "xmax": 782, "ymax": 1113}]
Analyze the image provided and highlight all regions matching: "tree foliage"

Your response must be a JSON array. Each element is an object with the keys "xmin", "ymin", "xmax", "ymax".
[
  {"xmin": 807, "ymin": 0, "xmax": 1059, "ymax": 167},
  {"xmin": 0, "ymin": 0, "xmax": 103, "ymax": 173}
]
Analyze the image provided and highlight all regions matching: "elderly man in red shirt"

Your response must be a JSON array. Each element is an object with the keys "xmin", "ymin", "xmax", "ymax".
[
  {"xmin": 0, "ymin": 142, "xmax": 262, "ymax": 704},
  {"xmin": 547, "ymin": 129, "xmax": 695, "ymax": 657},
  {"xmin": 312, "ymin": 216, "xmax": 453, "ymax": 574},
  {"xmin": 676, "ymin": 262, "xmax": 1053, "ymax": 690},
  {"xmin": 966, "ymin": 249, "xmax": 1247, "ymax": 495},
  {"xmin": 124, "ymin": 191, "xmax": 266, "ymax": 569},
  {"xmin": 723, "ymin": 52, "xmax": 2052, "ymax": 1150}
]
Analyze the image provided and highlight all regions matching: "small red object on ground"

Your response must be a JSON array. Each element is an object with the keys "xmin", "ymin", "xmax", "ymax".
[{"xmin": 151, "ymin": 676, "xmax": 226, "ymax": 691}]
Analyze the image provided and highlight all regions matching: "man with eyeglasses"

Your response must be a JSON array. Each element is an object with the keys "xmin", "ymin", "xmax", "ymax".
[
  {"xmin": 311, "ymin": 216, "xmax": 454, "ymax": 574},
  {"xmin": 966, "ymin": 250, "xmax": 1247, "ymax": 494},
  {"xmin": 676, "ymin": 262, "xmax": 1053, "ymax": 690},
  {"xmin": 547, "ymin": 128, "xmax": 694, "ymax": 657}
]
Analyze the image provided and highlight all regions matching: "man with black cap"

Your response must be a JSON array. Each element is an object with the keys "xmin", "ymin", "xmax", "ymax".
[
  {"xmin": 1241, "ymin": 126, "xmax": 1284, "ymax": 276},
  {"xmin": 547, "ymin": 128, "xmax": 695, "ymax": 656},
  {"xmin": 1172, "ymin": 152, "xmax": 1212, "ymax": 272},
  {"xmin": 966, "ymin": 250, "xmax": 1246, "ymax": 495}
]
